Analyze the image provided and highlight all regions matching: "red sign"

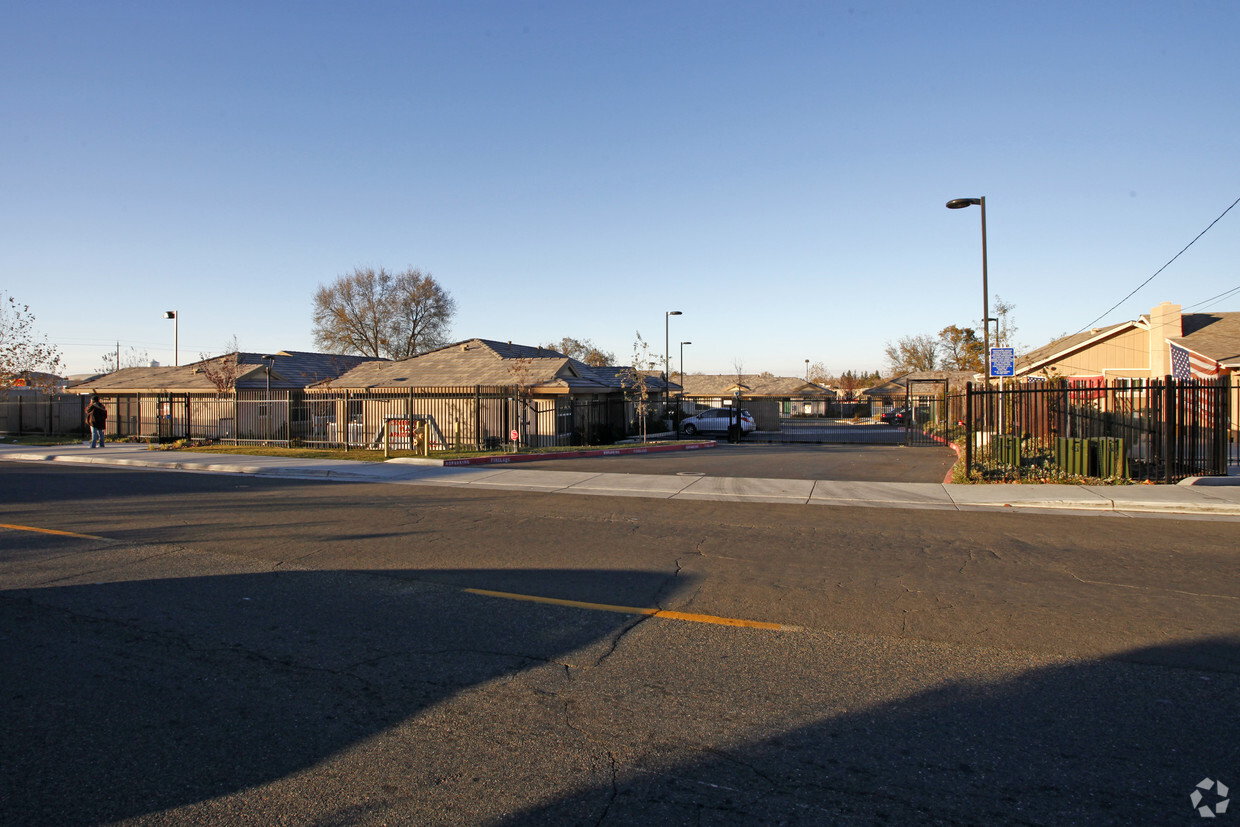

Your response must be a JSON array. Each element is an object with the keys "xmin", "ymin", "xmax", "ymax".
[{"xmin": 510, "ymin": 430, "xmax": 519, "ymax": 442}]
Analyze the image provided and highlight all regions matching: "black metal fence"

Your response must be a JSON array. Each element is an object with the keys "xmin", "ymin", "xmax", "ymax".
[
  {"xmin": 961, "ymin": 378, "xmax": 1233, "ymax": 482},
  {"xmin": 683, "ymin": 390, "xmax": 954, "ymax": 446},
  {"xmin": 0, "ymin": 393, "xmax": 86, "ymax": 436},
  {"xmin": 83, "ymin": 387, "xmax": 634, "ymax": 451}
]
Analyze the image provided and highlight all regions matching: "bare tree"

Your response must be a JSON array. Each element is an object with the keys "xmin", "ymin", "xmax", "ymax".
[
  {"xmin": 990, "ymin": 296, "xmax": 1019, "ymax": 351},
  {"xmin": 619, "ymin": 333, "xmax": 657, "ymax": 443},
  {"xmin": 540, "ymin": 336, "xmax": 615, "ymax": 366},
  {"xmin": 883, "ymin": 334, "xmax": 938, "ymax": 375},
  {"xmin": 836, "ymin": 370, "xmax": 867, "ymax": 400},
  {"xmin": 99, "ymin": 346, "xmax": 151, "ymax": 374},
  {"xmin": 313, "ymin": 267, "xmax": 455, "ymax": 360},
  {"xmin": 506, "ymin": 357, "xmax": 538, "ymax": 447},
  {"xmin": 198, "ymin": 336, "xmax": 242, "ymax": 395},
  {"xmin": 0, "ymin": 293, "xmax": 62, "ymax": 389}
]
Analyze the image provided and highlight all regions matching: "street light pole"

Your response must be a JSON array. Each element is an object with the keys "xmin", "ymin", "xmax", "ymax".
[
  {"xmin": 665, "ymin": 310, "xmax": 682, "ymax": 411},
  {"xmin": 679, "ymin": 341, "xmax": 692, "ymax": 387},
  {"xmin": 164, "ymin": 311, "xmax": 178, "ymax": 366},
  {"xmin": 945, "ymin": 197, "xmax": 989, "ymax": 384},
  {"xmin": 262, "ymin": 355, "xmax": 276, "ymax": 443}
]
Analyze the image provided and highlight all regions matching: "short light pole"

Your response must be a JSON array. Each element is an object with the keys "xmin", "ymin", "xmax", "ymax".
[
  {"xmin": 679, "ymin": 341, "xmax": 692, "ymax": 388},
  {"xmin": 664, "ymin": 310, "xmax": 682, "ymax": 414},
  {"xmin": 945, "ymin": 197, "xmax": 989, "ymax": 384},
  {"xmin": 805, "ymin": 359, "xmax": 810, "ymax": 382},
  {"xmin": 164, "ymin": 311, "xmax": 178, "ymax": 366},
  {"xmin": 262, "ymin": 354, "xmax": 276, "ymax": 442}
]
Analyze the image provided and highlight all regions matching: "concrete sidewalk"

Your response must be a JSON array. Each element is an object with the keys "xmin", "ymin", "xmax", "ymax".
[{"xmin": 3, "ymin": 443, "xmax": 1239, "ymax": 518}]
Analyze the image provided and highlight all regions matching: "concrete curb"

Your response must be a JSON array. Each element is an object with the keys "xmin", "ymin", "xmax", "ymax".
[
  {"xmin": 389, "ymin": 440, "xmax": 718, "ymax": 467},
  {"xmin": 2, "ymin": 445, "xmax": 1237, "ymax": 518}
]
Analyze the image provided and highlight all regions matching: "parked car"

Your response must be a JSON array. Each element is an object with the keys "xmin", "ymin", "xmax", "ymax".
[
  {"xmin": 680, "ymin": 408, "xmax": 757, "ymax": 436},
  {"xmin": 880, "ymin": 406, "xmax": 910, "ymax": 426}
]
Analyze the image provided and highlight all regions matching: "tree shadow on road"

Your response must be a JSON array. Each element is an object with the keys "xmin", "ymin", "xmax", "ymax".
[
  {"xmin": 0, "ymin": 567, "xmax": 682, "ymax": 825},
  {"xmin": 506, "ymin": 636, "xmax": 1240, "ymax": 824}
]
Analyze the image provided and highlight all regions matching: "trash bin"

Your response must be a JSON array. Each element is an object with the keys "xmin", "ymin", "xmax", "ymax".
[
  {"xmin": 727, "ymin": 424, "xmax": 741, "ymax": 444},
  {"xmin": 1055, "ymin": 437, "xmax": 1089, "ymax": 475},
  {"xmin": 1090, "ymin": 437, "xmax": 1128, "ymax": 479}
]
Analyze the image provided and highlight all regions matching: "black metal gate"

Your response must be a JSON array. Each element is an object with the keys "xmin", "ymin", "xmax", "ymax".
[
  {"xmin": 904, "ymin": 379, "xmax": 951, "ymax": 447},
  {"xmin": 730, "ymin": 391, "xmax": 949, "ymax": 446}
]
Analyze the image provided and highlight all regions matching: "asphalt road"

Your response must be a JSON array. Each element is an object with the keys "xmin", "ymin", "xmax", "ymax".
[
  {"xmin": 507, "ymin": 441, "xmax": 958, "ymax": 482},
  {"xmin": 3, "ymin": 463, "xmax": 1238, "ymax": 825}
]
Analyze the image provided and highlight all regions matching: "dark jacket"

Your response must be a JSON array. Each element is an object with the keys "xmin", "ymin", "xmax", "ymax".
[{"xmin": 86, "ymin": 399, "xmax": 107, "ymax": 429}]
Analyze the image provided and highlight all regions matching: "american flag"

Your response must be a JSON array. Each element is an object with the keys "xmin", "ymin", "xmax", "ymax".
[{"xmin": 1170, "ymin": 342, "xmax": 1220, "ymax": 380}]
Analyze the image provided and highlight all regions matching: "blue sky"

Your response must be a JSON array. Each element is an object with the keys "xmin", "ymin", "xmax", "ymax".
[{"xmin": 4, "ymin": 1, "xmax": 1237, "ymax": 378}]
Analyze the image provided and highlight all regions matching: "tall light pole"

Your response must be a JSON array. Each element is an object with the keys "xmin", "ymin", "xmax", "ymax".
[
  {"xmin": 945, "ymin": 197, "xmax": 988, "ymax": 383},
  {"xmin": 164, "ymin": 311, "xmax": 178, "ymax": 366},
  {"xmin": 664, "ymin": 310, "xmax": 682, "ymax": 409}
]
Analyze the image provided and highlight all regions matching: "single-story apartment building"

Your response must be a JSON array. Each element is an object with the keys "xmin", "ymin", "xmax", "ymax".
[
  {"xmin": 307, "ymin": 338, "xmax": 672, "ymax": 448},
  {"xmin": 676, "ymin": 374, "xmax": 836, "ymax": 429},
  {"xmin": 862, "ymin": 370, "xmax": 977, "ymax": 413},
  {"xmin": 68, "ymin": 350, "xmax": 377, "ymax": 442}
]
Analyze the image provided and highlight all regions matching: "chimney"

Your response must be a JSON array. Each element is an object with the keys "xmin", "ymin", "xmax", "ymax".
[{"xmin": 1149, "ymin": 301, "xmax": 1182, "ymax": 378}]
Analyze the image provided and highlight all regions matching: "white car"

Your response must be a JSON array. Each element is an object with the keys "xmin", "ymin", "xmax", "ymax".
[{"xmin": 680, "ymin": 408, "xmax": 757, "ymax": 436}]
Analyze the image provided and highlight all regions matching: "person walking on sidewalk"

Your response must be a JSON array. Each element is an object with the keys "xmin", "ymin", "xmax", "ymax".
[{"xmin": 85, "ymin": 394, "xmax": 108, "ymax": 448}]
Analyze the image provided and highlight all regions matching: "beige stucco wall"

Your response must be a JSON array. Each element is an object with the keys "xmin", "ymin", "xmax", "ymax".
[{"xmin": 1033, "ymin": 327, "xmax": 1151, "ymax": 378}]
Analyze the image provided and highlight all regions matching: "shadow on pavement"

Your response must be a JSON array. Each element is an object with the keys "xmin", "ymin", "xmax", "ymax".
[
  {"xmin": 0, "ymin": 567, "xmax": 682, "ymax": 825},
  {"xmin": 506, "ymin": 637, "xmax": 1240, "ymax": 824}
]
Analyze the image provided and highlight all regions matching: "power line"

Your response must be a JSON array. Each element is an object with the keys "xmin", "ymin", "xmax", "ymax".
[
  {"xmin": 1074, "ymin": 195, "xmax": 1240, "ymax": 334},
  {"xmin": 1183, "ymin": 283, "xmax": 1240, "ymax": 313}
]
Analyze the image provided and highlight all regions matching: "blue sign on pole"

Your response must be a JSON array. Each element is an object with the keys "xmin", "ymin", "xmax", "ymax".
[{"xmin": 990, "ymin": 347, "xmax": 1015, "ymax": 377}]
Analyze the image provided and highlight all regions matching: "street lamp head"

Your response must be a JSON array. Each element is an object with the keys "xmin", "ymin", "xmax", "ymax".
[
  {"xmin": 681, "ymin": 341, "xmax": 692, "ymax": 346},
  {"xmin": 946, "ymin": 198, "xmax": 982, "ymax": 210},
  {"xmin": 667, "ymin": 310, "xmax": 682, "ymax": 317}
]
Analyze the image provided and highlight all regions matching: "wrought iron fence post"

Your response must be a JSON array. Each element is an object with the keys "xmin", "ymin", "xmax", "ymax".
[
  {"xmin": 1163, "ymin": 376, "xmax": 1175, "ymax": 484},
  {"xmin": 1216, "ymin": 377, "xmax": 1229, "ymax": 473},
  {"xmin": 964, "ymin": 381, "xmax": 973, "ymax": 477}
]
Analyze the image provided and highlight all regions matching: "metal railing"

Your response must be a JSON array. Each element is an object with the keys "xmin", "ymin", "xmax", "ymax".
[
  {"xmin": 84, "ymin": 387, "xmax": 635, "ymax": 451},
  {"xmin": 0, "ymin": 393, "xmax": 86, "ymax": 436},
  {"xmin": 961, "ymin": 377, "xmax": 1232, "ymax": 482}
]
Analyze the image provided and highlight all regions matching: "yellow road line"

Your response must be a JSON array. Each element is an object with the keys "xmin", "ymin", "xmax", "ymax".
[
  {"xmin": 463, "ymin": 587, "xmax": 798, "ymax": 631},
  {"xmin": 0, "ymin": 523, "xmax": 108, "ymax": 541}
]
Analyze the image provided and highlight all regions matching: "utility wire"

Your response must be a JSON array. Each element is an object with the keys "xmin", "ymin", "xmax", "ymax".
[
  {"xmin": 1074, "ymin": 194, "xmax": 1240, "ymax": 334},
  {"xmin": 1183, "ymin": 283, "xmax": 1240, "ymax": 312}
]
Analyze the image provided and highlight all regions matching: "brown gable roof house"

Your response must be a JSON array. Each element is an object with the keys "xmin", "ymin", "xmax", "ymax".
[
  {"xmin": 323, "ymin": 338, "xmax": 672, "ymax": 396},
  {"xmin": 72, "ymin": 350, "xmax": 377, "ymax": 394},
  {"xmin": 1015, "ymin": 301, "xmax": 1240, "ymax": 381}
]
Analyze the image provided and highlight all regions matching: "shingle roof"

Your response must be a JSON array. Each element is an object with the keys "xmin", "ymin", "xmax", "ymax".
[
  {"xmin": 321, "ymin": 338, "xmax": 643, "ymax": 393},
  {"xmin": 70, "ymin": 351, "xmax": 378, "ymax": 392},
  {"xmin": 1172, "ymin": 312, "xmax": 1240, "ymax": 367},
  {"xmin": 679, "ymin": 374, "xmax": 835, "ymax": 398},
  {"xmin": 862, "ymin": 370, "xmax": 977, "ymax": 395}
]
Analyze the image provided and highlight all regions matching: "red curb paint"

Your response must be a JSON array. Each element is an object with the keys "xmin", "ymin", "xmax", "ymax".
[
  {"xmin": 928, "ymin": 435, "xmax": 963, "ymax": 484},
  {"xmin": 441, "ymin": 441, "xmax": 718, "ymax": 466}
]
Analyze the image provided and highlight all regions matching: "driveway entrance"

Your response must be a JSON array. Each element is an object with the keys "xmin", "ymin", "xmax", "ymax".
[{"xmin": 501, "ymin": 443, "xmax": 957, "ymax": 483}]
